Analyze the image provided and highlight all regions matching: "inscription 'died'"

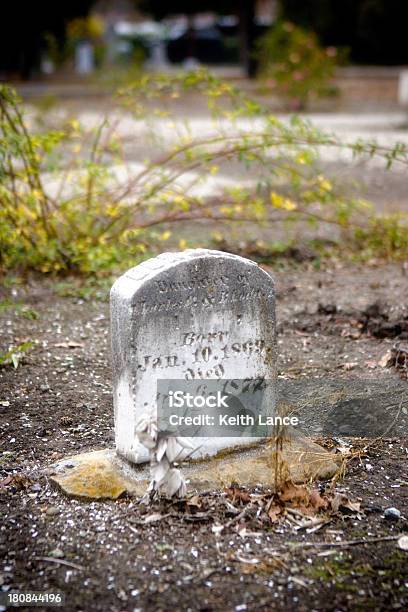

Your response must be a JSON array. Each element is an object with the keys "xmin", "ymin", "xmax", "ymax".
[{"xmin": 136, "ymin": 329, "xmax": 274, "ymax": 379}]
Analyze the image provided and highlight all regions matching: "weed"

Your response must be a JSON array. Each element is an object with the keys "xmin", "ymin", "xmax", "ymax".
[
  {"xmin": 0, "ymin": 300, "xmax": 39, "ymax": 319},
  {"xmin": 0, "ymin": 341, "xmax": 33, "ymax": 369},
  {"xmin": 1, "ymin": 73, "xmax": 407, "ymax": 274}
]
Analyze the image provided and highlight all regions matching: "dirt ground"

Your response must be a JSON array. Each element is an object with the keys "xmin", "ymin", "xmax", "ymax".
[{"xmin": 1, "ymin": 260, "xmax": 407, "ymax": 612}]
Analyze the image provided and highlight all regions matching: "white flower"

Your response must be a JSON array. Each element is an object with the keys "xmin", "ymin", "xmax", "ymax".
[{"xmin": 135, "ymin": 414, "xmax": 188, "ymax": 500}]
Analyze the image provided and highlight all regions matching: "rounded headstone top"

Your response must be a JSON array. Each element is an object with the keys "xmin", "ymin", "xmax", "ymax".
[{"xmin": 111, "ymin": 249, "xmax": 273, "ymax": 301}]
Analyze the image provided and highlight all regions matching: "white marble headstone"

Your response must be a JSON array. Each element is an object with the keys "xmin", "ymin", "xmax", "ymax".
[
  {"xmin": 110, "ymin": 249, "xmax": 276, "ymax": 464},
  {"xmin": 399, "ymin": 70, "xmax": 408, "ymax": 106}
]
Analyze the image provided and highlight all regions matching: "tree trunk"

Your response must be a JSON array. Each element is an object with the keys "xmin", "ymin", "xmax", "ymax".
[{"xmin": 238, "ymin": 0, "xmax": 257, "ymax": 78}]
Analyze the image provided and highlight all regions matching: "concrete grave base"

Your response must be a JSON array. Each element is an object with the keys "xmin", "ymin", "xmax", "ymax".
[{"xmin": 48, "ymin": 436, "xmax": 340, "ymax": 500}]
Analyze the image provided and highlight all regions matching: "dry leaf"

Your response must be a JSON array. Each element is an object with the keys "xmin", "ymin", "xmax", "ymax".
[
  {"xmin": 365, "ymin": 360, "xmax": 377, "ymax": 369},
  {"xmin": 187, "ymin": 495, "xmax": 202, "ymax": 508},
  {"xmin": 280, "ymin": 482, "xmax": 309, "ymax": 505},
  {"xmin": 0, "ymin": 476, "xmax": 13, "ymax": 487},
  {"xmin": 342, "ymin": 362, "xmax": 358, "ymax": 371},
  {"xmin": 225, "ymin": 487, "xmax": 251, "ymax": 504},
  {"xmin": 54, "ymin": 341, "xmax": 84, "ymax": 349},
  {"xmin": 268, "ymin": 504, "xmax": 282, "ymax": 523},
  {"xmin": 341, "ymin": 329, "xmax": 361, "ymax": 339},
  {"xmin": 295, "ymin": 504, "xmax": 315, "ymax": 517},
  {"xmin": 341, "ymin": 499, "xmax": 361, "ymax": 514},
  {"xmin": 331, "ymin": 494, "xmax": 360, "ymax": 514},
  {"xmin": 1, "ymin": 474, "xmax": 32, "ymax": 490},
  {"xmin": 309, "ymin": 489, "xmax": 329, "ymax": 511},
  {"xmin": 378, "ymin": 350, "xmax": 392, "ymax": 368},
  {"xmin": 143, "ymin": 513, "xmax": 168, "ymax": 524}
]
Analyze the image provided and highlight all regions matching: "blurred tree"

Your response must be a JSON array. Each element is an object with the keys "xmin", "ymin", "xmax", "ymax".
[
  {"xmin": 142, "ymin": 0, "xmax": 258, "ymax": 76},
  {"xmin": 0, "ymin": 1, "xmax": 94, "ymax": 79},
  {"xmin": 281, "ymin": 0, "xmax": 408, "ymax": 64},
  {"xmin": 0, "ymin": 0, "xmax": 260, "ymax": 79}
]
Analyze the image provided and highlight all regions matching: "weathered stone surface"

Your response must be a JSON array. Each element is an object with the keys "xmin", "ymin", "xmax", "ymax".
[
  {"xmin": 110, "ymin": 249, "xmax": 276, "ymax": 464},
  {"xmin": 48, "ymin": 437, "xmax": 340, "ymax": 500},
  {"xmin": 49, "ymin": 450, "xmax": 148, "ymax": 499},
  {"xmin": 188, "ymin": 435, "xmax": 340, "ymax": 489}
]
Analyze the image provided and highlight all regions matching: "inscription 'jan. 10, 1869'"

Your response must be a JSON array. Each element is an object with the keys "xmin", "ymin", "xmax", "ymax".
[{"xmin": 110, "ymin": 249, "xmax": 276, "ymax": 464}]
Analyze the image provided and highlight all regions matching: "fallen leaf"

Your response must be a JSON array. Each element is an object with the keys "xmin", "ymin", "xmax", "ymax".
[
  {"xmin": 295, "ymin": 504, "xmax": 315, "ymax": 517},
  {"xmin": 341, "ymin": 329, "xmax": 361, "ymax": 340},
  {"xmin": 378, "ymin": 350, "xmax": 392, "ymax": 368},
  {"xmin": 280, "ymin": 482, "xmax": 309, "ymax": 505},
  {"xmin": 1, "ymin": 474, "xmax": 32, "ymax": 490},
  {"xmin": 267, "ymin": 504, "xmax": 282, "ymax": 523},
  {"xmin": 143, "ymin": 513, "xmax": 169, "ymax": 524},
  {"xmin": 237, "ymin": 527, "xmax": 264, "ymax": 538},
  {"xmin": 341, "ymin": 499, "xmax": 361, "ymax": 514},
  {"xmin": 341, "ymin": 362, "xmax": 358, "ymax": 371},
  {"xmin": 55, "ymin": 341, "xmax": 84, "ymax": 349},
  {"xmin": 331, "ymin": 494, "xmax": 361, "ymax": 514},
  {"xmin": 225, "ymin": 487, "xmax": 251, "ymax": 504},
  {"xmin": 187, "ymin": 495, "xmax": 202, "ymax": 508},
  {"xmin": 309, "ymin": 489, "xmax": 329, "ymax": 511},
  {"xmin": 365, "ymin": 360, "xmax": 378, "ymax": 369}
]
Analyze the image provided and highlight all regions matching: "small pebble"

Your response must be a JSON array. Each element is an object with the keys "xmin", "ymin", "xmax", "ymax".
[
  {"xmin": 384, "ymin": 507, "xmax": 401, "ymax": 521},
  {"xmin": 49, "ymin": 548, "xmax": 64, "ymax": 559},
  {"xmin": 46, "ymin": 507, "xmax": 60, "ymax": 517},
  {"xmin": 398, "ymin": 536, "xmax": 408, "ymax": 551}
]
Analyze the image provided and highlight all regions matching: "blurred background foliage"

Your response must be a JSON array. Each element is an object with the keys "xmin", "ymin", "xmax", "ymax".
[
  {"xmin": 281, "ymin": 0, "xmax": 408, "ymax": 65},
  {"xmin": 1, "ymin": 1, "xmax": 407, "ymax": 276},
  {"xmin": 1, "ymin": 73, "xmax": 407, "ymax": 275},
  {"xmin": 0, "ymin": 1, "xmax": 406, "ymax": 80},
  {"xmin": 256, "ymin": 20, "xmax": 342, "ymax": 109}
]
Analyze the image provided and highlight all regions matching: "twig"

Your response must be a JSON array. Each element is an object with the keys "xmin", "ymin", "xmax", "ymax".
[
  {"xmin": 225, "ymin": 503, "xmax": 255, "ymax": 528},
  {"xmin": 35, "ymin": 557, "xmax": 84, "ymax": 571},
  {"xmin": 289, "ymin": 534, "xmax": 401, "ymax": 550}
]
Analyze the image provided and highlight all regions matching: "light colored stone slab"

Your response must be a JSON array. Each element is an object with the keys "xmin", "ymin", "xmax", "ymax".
[
  {"xmin": 48, "ymin": 437, "xmax": 340, "ymax": 500},
  {"xmin": 110, "ymin": 249, "xmax": 276, "ymax": 464},
  {"xmin": 49, "ymin": 450, "xmax": 148, "ymax": 499}
]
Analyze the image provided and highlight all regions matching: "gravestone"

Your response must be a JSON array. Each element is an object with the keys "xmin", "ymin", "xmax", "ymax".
[
  {"xmin": 399, "ymin": 70, "xmax": 408, "ymax": 106},
  {"xmin": 110, "ymin": 249, "xmax": 277, "ymax": 464},
  {"xmin": 49, "ymin": 249, "xmax": 340, "ymax": 499}
]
